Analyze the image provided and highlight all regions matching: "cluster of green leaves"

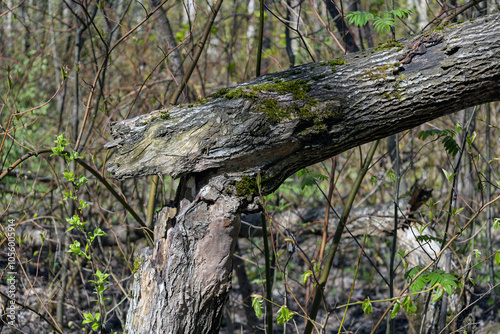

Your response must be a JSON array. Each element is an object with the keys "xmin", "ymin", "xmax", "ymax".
[
  {"xmin": 251, "ymin": 295, "xmax": 295, "ymax": 325},
  {"xmin": 391, "ymin": 295, "xmax": 417, "ymax": 318},
  {"xmin": 51, "ymin": 133, "xmax": 110, "ymax": 331},
  {"xmin": 82, "ymin": 270, "xmax": 111, "ymax": 331},
  {"xmin": 405, "ymin": 266, "xmax": 459, "ymax": 302},
  {"xmin": 66, "ymin": 224, "xmax": 106, "ymax": 261},
  {"xmin": 418, "ymin": 127, "xmax": 460, "ymax": 156},
  {"xmin": 51, "ymin": 133, "xmax": 85, "ymax": 163},
  {"xmin": 345, "ymin": 9, "xmax": 412, "ymax": 33},
  {"xmin": 297, "ymin": 168, "xmax": 328, "ymax": 190},
  {"xmin": 52, "ymin": 133, "xmax": 89, "ymax": 200}
]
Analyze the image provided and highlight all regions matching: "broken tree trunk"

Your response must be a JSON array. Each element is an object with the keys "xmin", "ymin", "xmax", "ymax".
[{"xmin": 107, "ymin": 14, "xmax": 499, "ymax": 333}]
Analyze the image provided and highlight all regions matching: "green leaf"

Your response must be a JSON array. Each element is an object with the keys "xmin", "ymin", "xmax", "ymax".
[
  {"xmin": 391, "ymin": 301, "xmax": 401, "ymax": 319},
  {"xmin": 370, "ymin": 175, "xmax": 377, "ymax": 185},
  {"xmin": 416, "ymin": 235, "xmax": 443, "ymax": 244},
  {"xmin": 473, "ymin": 249, "xmax": 481, "ymax": 259},
  {"xmin": 442, "ymin": 169, "xmax": 456, "ymax": 183},
  {"xmin": 251, "ymin": 295, "xmax": 263, "ymax": 318},
  {"xmin": 303, "ymin": 270, "xmax": 313, "ymax": 284},
  {"xmin": 297, "ymin": 169, "xmax": 328, "ymax": 190},
  {"xmin": 402, "ymin": 296, "xmax": 417, "ymax": 314},
  {"xmin": 82, "ymin": 312, "xmax": 94, "ymax": 324},
  {"xmin": 373, "ymin": 13, "xmax": 395, "ymax": 33},
  {"xmin": 386, "ymin": 169, "xmax": 396, "ymax": 183},
  {"xmin": 389, "ymin": 9, "xmax": 412, "ymax": 19},
  {"xmin": 466, "ymin": 131, "xmax": 477, "ymax": 148},
  {"xmin": 362, "ymin": 298, "xmax": 373, "ymax": 315},
  {"xmin": 419, "ymin": 129, "xmax": 460, "ymax": 156},
  {"xmin": 345, "ymin": 11, "xmax": 374, "ymax": 27},
  {"xmin": 495, "ymin": 252, "xmax": 500, "ymax": 266},
  {"xmin": 60, "ymin": 65, "xmax": 69, "ymax": 80},
  {"xmin": 493, "ymin": 218, "xmax": 500, "ymax": 231},
  {"xmin": 277, "ymin": 305, "xmax": 294, "ymax": 324},
  {"xmin": 432, "ymin": 286, "xmax": 445, "ymax": 303}
]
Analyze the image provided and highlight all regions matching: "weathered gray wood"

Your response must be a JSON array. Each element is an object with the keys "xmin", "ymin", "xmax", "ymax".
[
  {"xmin": 114, "ymin": 14, "xmax": 500, "ymax": 334},
  {"xmin": 125, "ymin": 175, "xmax": 242, "ymax": 333},
  {"xmin": 107, "ymin": 15, "xmax": 500, "ymax": 195}
]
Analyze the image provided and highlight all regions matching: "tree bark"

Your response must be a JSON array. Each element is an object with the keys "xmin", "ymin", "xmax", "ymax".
[
  {"xmin": 110, "ymin": 14, "xmax": 499, "ymax": 334},
  {"xmin": 125, "ymin": 175, "xmax": 242, "ymax": 333},
  {"xmin": 107, "ymin": 15, "xmax": 499, "ymax": 194}
]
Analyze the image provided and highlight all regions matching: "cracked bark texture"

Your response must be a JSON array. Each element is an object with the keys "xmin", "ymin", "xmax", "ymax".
[
  {"xmin": 112, "ymin": 14, "xmax": 499, "ymax": 334},
  {"xmin": 125, "ymin": 176, "xmax": 242, "ymax": 333},
  {"xmin": 108, "ymin": 15, "xmax": 499, "ymax": 193}
]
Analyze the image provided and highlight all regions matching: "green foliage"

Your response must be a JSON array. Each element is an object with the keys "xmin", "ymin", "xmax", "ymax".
[
  {"xmin": 251, "ymin": 295, "xmax": 263, "ymax": 318},
  {"xmin": 386, "ymin": 169, "xmax": 396, "ymax": 183},
  {"xmin": 276, "ymin": 305, "xmax": 294, "ymax": 324},
  {"xmin": 89, "ymin": 270, "xmax": 110, "ymax": 305},
  {"xmin": 346, "ymin": 11, "xmax": 374, "ymax": 27},
  {"xmin": 66, "ymin": 215, "xmax": 87, "ymax": 232},
  {"xmin": 442, "ymin": 168, "xmax": 456, "ymax": 183},
  {"xmin": 302, "ymin": 270, "xmax": 313, "ymax": 284},
  {"xmin": 405, "ymin": 266, "xmax": 459, "ymax": 296},
  {"xmin": 373, "ymin": 12, "xmax": 396, "ymax": 33},
  {"xmin": 391, "ymin": 301, "xmax": 401, "ymax": 319},
  {"xmin": 362, "ymin": 298, "xmax": 373, "ymax": 315},
  {"xmin": 346, "ymin": 9, "xmax": 412, "ymax": 33},
  {"xmin": 50, "ymin": 132, "xmax": 109, "ymax": 330},
  {"xmin": 418, "ymin": 129, "xmax": 460, "ymax": 156},
  {"xmin": 415, "ymin": 234, "xmax": 443, "ymax": 244},
  {"xmin": 297, "ymin": 168, "xmax": 328, "ymax": 190},
  {"xmin": 445, "ymin": 205, "xmax": 464, "ymax": 217},
  {"xmin": 402, "ymin": 296, "xmax": 417, "ymax": 314},
  {"xmin": 82, "ymin": 312, "xmax": 100, "ymax": 331}
]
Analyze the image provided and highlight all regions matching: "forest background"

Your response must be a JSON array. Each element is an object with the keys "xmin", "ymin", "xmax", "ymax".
[{"xmin": 0, "ymin": 0, "xmax": 499, "ymax": 333}]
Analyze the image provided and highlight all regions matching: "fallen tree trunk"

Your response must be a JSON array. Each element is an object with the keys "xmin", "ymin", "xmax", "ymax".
[{"xmin": 107, "ymin": 14, "xmax": 499, "ymax": 333}]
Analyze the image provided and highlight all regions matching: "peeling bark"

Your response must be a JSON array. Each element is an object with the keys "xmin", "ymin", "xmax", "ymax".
[{"xmin": 125, "ymin": 176, "xmax": 242, "ymax": 333}]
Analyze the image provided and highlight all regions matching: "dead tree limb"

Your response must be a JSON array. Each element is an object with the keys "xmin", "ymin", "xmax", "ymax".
[{"xmin": 107, "ymin": 15, "xmax": 499, "ymax": 334}]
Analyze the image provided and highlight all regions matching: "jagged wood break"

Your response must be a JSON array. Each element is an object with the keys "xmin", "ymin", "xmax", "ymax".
[{"xmin": 107, "ymin": 15, "xmax": 499, "ymax": 334}]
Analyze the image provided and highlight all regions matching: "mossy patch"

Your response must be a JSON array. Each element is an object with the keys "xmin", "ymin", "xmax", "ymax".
[
  {"xmin": 311, "ymin": 73, "xmax": 327, "ymax": 80},
  {"xmin": 323, "ymin": 58, "xmax": 348, "ymax": 72},
  {"xmin": 235, "ymin": 175, "xmax": 259, "ymax": 197},
  {"xmin": 211, "ymin": 79, "xmax": 339, "ymax": 133},
  {"xmin": 281, "ymin": 68, "xmax": 303, "ymax": 78},
  {"xmin": 310, "ymin": 58, "xmax": 347, "ymax": 72},
  {"xmin": 235, "ymin": 174, "xmax": 273, "ymax": 197},
  {"xmin": 159, "ymin": 111, "xmax": 170, "ymax": 119},
  {"xmin": 187, "ymin": 96, "xmax": 213, "ymax": 108},
  {"xmin": 132, "ymin": 257, "xmax": 143, "ymax": 274},
  {"xmin": 214, "ymin": 80, "xmax": 313, "ymax": 102},
  {"xmin": 379, "ymin": 76, "xmax": 406, "ymax": 100},
  {"xmin": 361, "ymin": 62, "xmax": 401, "ymax": 81},
  {"xmin": 212, "ymin": 88, "xmax": 230, "ymax": 99},
  {"xmin": 374, "ymin": 40, "xmax": 404, "ymax": 52},
  {"xmin": 325, "ymin": 58, "xmax": 348, "ymax": 70}
]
